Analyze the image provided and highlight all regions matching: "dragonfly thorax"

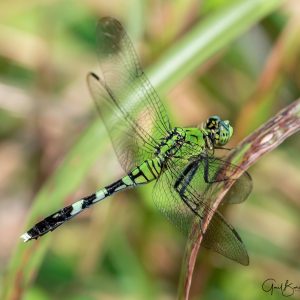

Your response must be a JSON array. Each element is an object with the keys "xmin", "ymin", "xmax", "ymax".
[
  {"xmin": 155, "ymin": 127, "xmax": 185, "ymax": 157},
  {"xmin": 155, "ymin": 127, "xmax": 206, "ymax": 160}
]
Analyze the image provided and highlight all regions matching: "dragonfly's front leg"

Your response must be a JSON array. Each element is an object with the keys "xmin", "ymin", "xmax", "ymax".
[
  {"xmin": 174, "ymin": 154, "xmax": 227, "ymax": 191},
  {"xmin": 173, "ymin": 160, "xmax": 206, "ymax": 234},
  {"xmin": 202, "ymin": 155, "xmax": 231, "ymax": 184}
]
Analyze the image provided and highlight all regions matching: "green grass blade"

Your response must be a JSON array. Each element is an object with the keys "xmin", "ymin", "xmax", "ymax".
[{"xmin": 149, "ymin": 0, "xmax": 283, "ymax": 94}]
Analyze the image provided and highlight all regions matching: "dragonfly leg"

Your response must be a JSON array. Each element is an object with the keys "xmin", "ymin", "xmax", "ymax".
[
  {"xmin": 203, "ymin": 156, "xmax": 229, "ymax": 184},
  {"xmin": 174, "ymin": 160, "xmax": 200, "ymax": 195},
  {"xmin": 173, "ymin": 160, "xmax": 205, "ymax": 234}
]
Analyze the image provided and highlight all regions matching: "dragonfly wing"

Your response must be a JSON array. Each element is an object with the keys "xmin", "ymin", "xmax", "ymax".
[
  {"xmin": 203, "ymin": 210, "xmax": 249, "ymax": 265},
  {"xmin": 153, "ymin": 157, "xmax": 250, "ymax": 264},
  {"xmin": 222, "ymin": 170, "xmax": 252, "ymax": 204},
  {"xmin": 88, "ymin": 73, "xmax": 157, "ymax": 172},
  {"xmin": 87, "ymin": 17, "xmax": 172, "ymax": 172}
]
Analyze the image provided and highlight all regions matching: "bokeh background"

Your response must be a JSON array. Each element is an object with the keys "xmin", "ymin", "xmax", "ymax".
[{"xmin": 1, "ymin": 0, "xmax": 300, "ymax": 299}]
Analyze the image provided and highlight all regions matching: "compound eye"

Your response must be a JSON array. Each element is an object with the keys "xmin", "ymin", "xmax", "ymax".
[
  {"xmin": 206, "ymin": 115, "xmax": 221, "ymax": 129},
  {"xmin": 216, "ymin": 124, "xmax": 229, "ymax": 145},
  {"xmin": 221, "ymin": 133, "xmax": 229, "ymax": 144}
]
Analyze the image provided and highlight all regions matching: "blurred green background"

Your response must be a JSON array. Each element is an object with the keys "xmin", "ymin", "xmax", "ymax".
[{"xmin": 1, "ymin": 0, "xmax": 300, "ymax": 299}]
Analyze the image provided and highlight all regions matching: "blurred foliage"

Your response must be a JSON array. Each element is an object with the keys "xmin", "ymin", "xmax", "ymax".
[{"xmin": 0, "ymin": 0, "xmax": 300, "ymax": 300}]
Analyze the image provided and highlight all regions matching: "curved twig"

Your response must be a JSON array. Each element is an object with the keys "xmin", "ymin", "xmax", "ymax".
[{"xmin": 178, "ymin": 99, "xmax": 300, "ymax": 300}]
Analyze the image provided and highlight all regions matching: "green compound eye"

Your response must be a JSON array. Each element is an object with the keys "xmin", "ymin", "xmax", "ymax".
[{"xmin": 218, "ymin": 121, "xmax": 233, "ymax": 145}]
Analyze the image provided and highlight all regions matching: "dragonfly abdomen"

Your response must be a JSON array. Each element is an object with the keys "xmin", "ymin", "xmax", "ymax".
[
  {"xmin": 127, "ymin": 158, "xmax": 161, "ymax": 184},
  {"xmin": 21, "ymin": 189, "xmax": 109, "ymax": 241},
  {"xmin": 21, "ymin": 159, "xmax": 161, "ymax": 242}
]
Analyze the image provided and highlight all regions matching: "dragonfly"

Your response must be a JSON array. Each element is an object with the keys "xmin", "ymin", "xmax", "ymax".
[{"xmin": 21, "ymin": 17, "xmax": 252, "ymax": 265}]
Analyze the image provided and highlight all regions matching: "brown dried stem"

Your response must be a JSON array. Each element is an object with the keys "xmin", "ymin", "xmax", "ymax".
[{"xmin": 178, "ymin": 99, "xmax": 300, "ymax": 300}]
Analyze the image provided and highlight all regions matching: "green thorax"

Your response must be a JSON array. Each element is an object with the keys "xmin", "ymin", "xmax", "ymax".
[
  {"xmin": 155, "ymin": 127, "xmax": 206, "ymax": 160},
  {"xmin": 154, "ymin": 115, "xmax": 234, "ymax": 161}
]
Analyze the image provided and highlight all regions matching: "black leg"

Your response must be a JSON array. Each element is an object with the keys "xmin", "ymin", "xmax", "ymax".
[{"xmin": 174, "ymin": 160, "xmax": 201, "ymax": 196}]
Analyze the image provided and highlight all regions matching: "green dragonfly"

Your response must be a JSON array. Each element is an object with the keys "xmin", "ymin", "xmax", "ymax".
[{"xmin": 21, "ymin": 17, "xmax": 252, "ymax": 265}]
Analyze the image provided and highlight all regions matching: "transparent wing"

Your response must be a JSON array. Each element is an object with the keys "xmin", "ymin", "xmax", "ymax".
[
  {"xmin": 87, "ymin": 17, "xmax": 172, "ymax": 172},
  {"xmin": 153, "ymin": 156, "xmax": 252, "ymax": 265},
  {"xmin": 88, "ymin": 73, "xmax": 160, "ymax": 172},
  {"xmin": 202, "ymin": 211, "xmax": 249, "ymax": 265}
]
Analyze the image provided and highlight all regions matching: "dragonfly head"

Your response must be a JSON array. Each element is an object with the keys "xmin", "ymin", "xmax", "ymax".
[{"xmin": 204, "ymin": 115, "xmax": 233, "ymax": 147}]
